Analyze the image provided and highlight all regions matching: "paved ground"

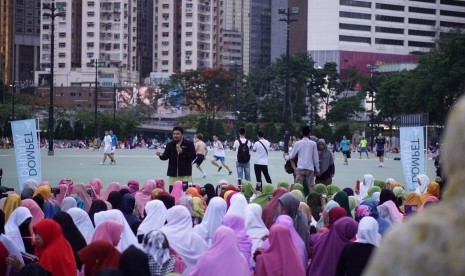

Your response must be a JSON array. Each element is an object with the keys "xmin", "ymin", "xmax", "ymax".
[{"xmin": 0, "ymin": 148, "xmax": 437, "ymax": 192}]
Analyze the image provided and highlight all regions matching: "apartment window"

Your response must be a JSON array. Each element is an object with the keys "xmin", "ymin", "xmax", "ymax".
[
  {"xmin": 162, "ymin": 32, "xmax": 169, "ymax": 37},
  {"xmin": 411, "ymin": 0, "xmax": 435, "ymax": 3},
  {"xmin": 87, "ymin": 42, "xmax": 94, "ymax": 49},
  {"xmin": 186, "ymin": 3, "xmax": 193, "ymax": 8},
  {"xmin": 440, "ymin": 9, "xmax": 465, "ymax": 17},
  {"xmin": 375, "ymin": 26, "xmax": 404, "ymax": 34},
  {"xmin": 441, "ymin": 0, "xmax": 465, "ymax": 7},
  {"xmin": 409, "ymin": 6, "xmax": 436, "ymax": 14},
  {"xmin": 340, "ymin": 11, "xmax": 371, "ymax": 20},
  {"xmin": 376, "ymin": 15, "xmax": 404, "ymax": 23},
  {"xmin": 87, "ymin": 32, "xmax": 95, "ymax": 37},
  {"xmin": 87, "ymin": 12, "xmax": 95, "ymax": 17},
  {"xmin": 186, "ymin": 60, "xmax": 192, "ymax": 65},
  {"xmin": 186, "ymin": 51, "xmax": 192, "ymax": 55},
  {"xmin": 375, "ymin": 38, "xmax": 404, "ymax": 45},
  {"xmin": 162, "ymin": 41, "xmax": 169, "ymax": 46},
  {"xmin": 162, "ymin": 51, "xmax": 169, "ymax": 56},
  {"xmin": 58, "ymin": 63, "xmax": 66, "ymax": 68},
  {"xmin": 58, "ymin": 32, "xmax": 66, "ymax": 38},
  {"xmin": 440, "ymin": 21, "xmax": 465, "ymax": 28},
  {"xmin": 43, "ymin": 24, "xmax": 50, "ymax": 30},
  {"xmin": 114, "ymin": 44, "xmax": 120, "ymax": 49},
  {"xmin": 42, "ymin": 54, "xmax": 49, "ymax": 60},
  {"xmin": 339, "ymin": 35, "xmax": 371, "ymax": 44},
  {"xmin": 59, "ymin": 42, "xmax": 66, "ymax": 48},
  {"xmin": 42, "ymin": 34, "xmax": 50, "ymax": 40},
  {"xmin": 375, "ymin": 3, "xmax": 404, "ymax": 11},
  {"xmin": 114, "ymin": 33, "xmax": 120, "ymax": 39},
  {"xmin": 409, "ymin": 29, "xmax": 436, "ymax": 37},
  {"xmin": 186, "ymin": 32, "xmax": 193, "ymax": 37},
  {"xmin": 87, "ymin": 52, "xmax": 94, "ymax": 58},
  {"xmin": 162, "ymin": 60, "xmax": 169, "ymax": 65},
  {"xmin": 87, "ymin": 22, "xmax": 95, "ymax": 28},
  {"xmin": 162, "ymin": 23, "xmax": 169, "ymax": 28},
  {"xmin": 408, "ymin": 41, "xmax": 435, "ymax": 47},
  {"xmin": 162, "ymin": 4, "xmax": 169, "ymax": 9},
  {"xmin": 42, "ymin": 44, "xmax": 50, "ymax": 50},
  {"xmin": 186, "ymin": 22, "xmax": 193, "ymax": 27},
  {"xmin": 162, "ymin": 13, "xmax": 169, "ymax": 20},
  {"xmin": 339, "ymin": 0, "xmax": 371, "ymax": 8},
  {"xmin": 88, "ymin": 1, "xmax": 94, "ymax": 7},
  {"xmin": 186, "ymin": 41, "xmax": 193, "ymax": 46},
  {"xmin": 340, "ymin": 23, "xmax": 371, "ymax": 31},
  {"xmin": 409, "ymin": 18, "xmax": 436, "ymax": 26},
  {"xmin": 186, "ymin": 13, "xmax": 193, "ymax": 18},
  {"xmin": 58, "ymin": 53, "xmax": 66, "ymax": 58}
]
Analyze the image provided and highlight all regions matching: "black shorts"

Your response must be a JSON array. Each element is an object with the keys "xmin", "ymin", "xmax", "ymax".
[
  {"xmin": 377, "ymin": 150, "xmax": 384, "ymax": 157},
  {"xmin": 193, "ymin": 154, "xmax": 205, "ymax": 165}
]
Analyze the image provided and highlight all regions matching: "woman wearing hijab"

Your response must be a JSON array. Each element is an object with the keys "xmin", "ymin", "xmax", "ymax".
[
  {"xmin": 306, "ymin": 192, "xmax": 322, "ymax": 221},
  {"xmin": 343, "ymin": 187, "xmax": 354, "ymax": 196},
  {"xmin": 119, "ymin": 193, "xmax": 140, "ymax": 226},
  {"xmin": 193, "ymin": 197, "xmax": 226, "ymax": 245},
  {"xmin": 255, "ymin": 224, "xmax": 305, "ymax": 276},
  {"xmin": 333, "ymin": 191, "xmax": 352, "ymax": 217},
  {"xmin": 21, "ymin": 199, "xmax": 44, "ymax": 228},
  {"xmin": 291, "ymin": 190, "xmax": 305, "ymax": 202},
  {"xmin": 60, "ymin": 196, "xmax": 77, "ymax": 212},
  {"xmin": 379, "ymin": 189, "xmax": 399, "ymax": 206},
  {"xmin": 177, "ymin": 196, "xmax": 196, "ymax": 226},
  {"xmin": 78, "ymin": 240, "xmax": 121, "ymax": 276},
  {"xmin": 158, "ymin": 194, "xmax": 175, "ymax": 210},
  {"xmin": 261, "ymin": 187, "xmax": 287, "ymax": 229},
  {"xmin": 292, "ymin": 183, "xmax": 305, "ymax": 193},
  {"xmin": 192, "ymin": 197, "xmax": 204, "ymax": 222},
  {"xmin": 222, "ymin": 214, "xmax": 252, "ymax": 268},
  {"xmin": 127, "ymin": 178, "xmax": 140, "ymax": 195},
  {"xmin": 151, "ymin": 188, "xmax": 165, "ymax": 200},
  {"xmin": 160, "ymin": 206, "xmax": 208, "ymax": 273},
  {"xmin": 415, "ymin": 174, "xmax": 431, "ymax": 195},
  {"xmin": 186, "ymin": 187, "xmax": 201, "ymax": 199},
  {"xmin": 226, "ymin": 193, "xmax": 248, "ymax": 220},
  {"xmin": 327, "ymin": 184, "xmax": 341, "ymax": 198},
  {"xmin": 142, "ymin": 230, "xmax": 176, "ymax": 276},
  {"xmin": 278, "ymin": 193, "xmax": 309, "ymax": 252},
  {"xmin": 225, "ymin": 191, "xmax": 237, "ymax": 209},
  {"xmin": 155, "ymin": 178, "xmax": 165, "ymax": 191},
  {"xmin": 277, "ymin": 181, "xmax": 290, "ymax": 191},
  {"xmin": 241, "ymin": 180, "xmax": 255, "ymax": 202},
  {"xmin": 374, "ymin": 179, "xmax": 386, "ymax": 190},
  {"xmin": 20, "ymin": 187, "xmax": 34, "ymax": 200},
  {"xmin": 71, "ymin": 183, "xmax": 93, "ymax": 212},
  {"xmin": 137, "ymin": 200, "xmax": 167, "ymax": 236},
  {"xmin": 316, "ymin": 139, "xmax": 335, "ymax": 185},
  {"xmin": 348, "ymin": 196, "xmax": 360, "ymax": 217},
  {"xmin": 67, "ymin": 207, "xmax": 95, "ymax": 244},
  {"xmin": 92, "ymin": 220, "xmax": 124, "ymax": 247},
  {"xmin": 33, "ymin": 185, "xmax": 56, "ymax": 218},
  {"xmin": 336, "ymin": 216, "xmax": 380, "ymax": 276},
  {"xmin": 5, "ymin": 207, "xmax": 32, "ymax": 253},
  {"xmin": 400, "ymin": 192, "xmax": 422, "ymax": 214},
  {"xmin": 53, "ymin": 211, "xmax": 87, "ymax": 269},
  {"xmin": 309, "ymin": 217, "xmax": 358, "ymax": 276},
  {"xmin": 378, "ymin": 200, "xmax": 404, "ymax": 224},
  {"xmin": 245, "ymin": 203, "xmax": 269, "ymax": 267},
  {"xmin": 88, "ymin": 178, "xmax": 103, "ymax": 200},
  {"xmin": 357, "ymin": 174, "xmax": 374, "ymax": 201},
  {"xmin": 313, "ymin": 183, "xmax": 328, "ymax": 196},
  {"xmin": 108, "ymin": 191, "xmax": 122, "ymax": 210},
  {"xmin": 251, "ymin": 184, "xmax": 275, "ymax": 209},
  {"xmin": 420, "ymin": 182, "xmax": 440, "ymax": 203},
  {"xmin": 119, "ymin": 245, "xmax": 150, "ymax": 276},
  {"xmin": 190, "ymin": 226, "xmax": 249, "ymax": 276},
  {"xmin": 371, "ymin": 191, "xmax": 381, "ymax": 206},
  {"xmin": 168, "ymin": 181, "xmax": 183, "ymax": 206},
  {"xmin": 88, "ymin": 200, "xmax": 108, "ymax": 226},
  {"xmin": 364, "ymin": 186, "xmax": 381, "ymax": 200},
  {"xmin": 355, "ymin": 200, "xmax": 391, "ymax": 235},
  {"xmin": 203, "ymin": 183, "xmax": 217, "ymax": 205},
  {"xmin": 101, "ymin": 182, "xmax": 122, "ymax": 201},
  {"xmin": 33, "ymin": 219, "xmax": 77, "ymax": 276},
  {"xmin": 3, "ymin": 194, "xmax": 22, "ymax": 222}
]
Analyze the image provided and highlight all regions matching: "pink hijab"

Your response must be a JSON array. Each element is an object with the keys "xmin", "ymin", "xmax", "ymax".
[
  {"xmin": 170, "ymin": 181, "xmax": 183, "ymax": 204},
  {"xmin": 102, "ymin": 182, "xmax": 122, "ymax": 201},
  {"xmin": 127, "ymin": 178, "xmax": 140, "ymax": 195},
  {"xmin": 92, "ymin": 221, "xmax": 125, "ymax": 247},
  {"xmin": 54, "ymin": 184, "xmax": 68, "ymax": 206},
  {"xmin": 71, "ymin": 183, "xmax": 92, "ymax": 212},
  {"xmin": 255, "ymin": 224, "xmax": 305, "ymax": 276},
  {"xmin": 58, "ymin": 179, "xmax": 73, "ymax": 196},
  {"xmin": 420, "ymin": 196, "xmax": 439, "ymax": 211},
  {"xmin": 88, "ymin": 178, "xmax": 103, "ymax": 199},
  {"xmin": 155, "ymin": 178, "xmax": 166, "ymax": 191},
  {"xmin": 21, "ymin": 199, "xmax": 44, "ymax": 227},
  {"xmin": 378, "ymin": 200, "xmax": 404, "ymax": 223},
  {"xmin": 222, "ymin": 214, "xmax": 252, "ymax": 264},
  {"xmin": 189, "ymin": 226, "xmax": 249, "ymax": 276},
  {"xmin": 135, "ymin": 180, "xmax": 158, "ymax": 217}
]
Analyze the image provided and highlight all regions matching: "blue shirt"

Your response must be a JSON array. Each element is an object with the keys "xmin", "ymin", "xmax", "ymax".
[
  {"xmin": 340, "ymin": 139, "xmax": 350, "ymax": 151},
  {"xmin": 111, "ymin": 134, "xmax": 117, "ymax": 147}
]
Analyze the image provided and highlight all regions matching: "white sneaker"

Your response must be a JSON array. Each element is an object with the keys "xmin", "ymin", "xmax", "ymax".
[
  {"xmin": 381, "ymin": 163, "xmax": 384, "ymax": 167},
  {"xmin": 202, "ymin": 174, "xmax": 207, "ymax": 179},
  {"xmin": 100, "ymin": 162, "xmax": 104, "ymax": 165}
]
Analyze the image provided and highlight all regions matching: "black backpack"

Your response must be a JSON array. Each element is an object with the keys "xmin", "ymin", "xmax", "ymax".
[{"xmin": 237, "ymin": 139, "xmax": 251, "ymax": 163}]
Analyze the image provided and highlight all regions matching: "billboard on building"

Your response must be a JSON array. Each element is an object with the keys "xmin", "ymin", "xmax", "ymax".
[{"xmin": 116, "ymin": 86, "xmax": 158, "ymax": 108}]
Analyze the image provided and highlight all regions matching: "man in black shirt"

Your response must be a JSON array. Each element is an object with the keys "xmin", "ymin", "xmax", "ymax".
[{"xmin": 374, "ymin": 133, "xmax": 386, "ymax": 167}]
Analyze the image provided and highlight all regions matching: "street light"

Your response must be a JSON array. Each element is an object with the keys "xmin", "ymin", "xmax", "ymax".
[
  {"xmin": 43, "ymin": 1, "xmax": 66, "ymax": 156},
  {"xmin": 87, "ymin": 59, "xmax": 105, "ymax": 138},
  {"xmin": 367, "ymin": 64, "xmax": 379, "ymax": 151},
  {"xmin": 279, "ymin": 7, "xmax": 298, "ymax": 154}
]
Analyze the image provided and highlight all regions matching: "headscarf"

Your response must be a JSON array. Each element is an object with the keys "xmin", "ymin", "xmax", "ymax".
[
  {"xmin": 318, "ymin": 138, "xmax": 334, "ymax": 174},
  {"xmin": 78, "ymin": 240, "xmax": 121, "ymax": 276},
  {"xmin": 358, "ymin": 174, "xmax": 374, "ymax": 201},
  {"xmin": 67, "ymin": 207, "xmax": 95, "ymax": 244},
  {"xmin": 292, "ymin": 183, "xmax": 305, "ymax": 193},
  {"xmin": 155, "ymin": 178, "xmax": 166, "ymax": 191},
  {"xmin": 127, "ymin": 178, "xmax": 140, "ymax": 195},
  {"xmin": 203, "ymin": 183, "xmax": 216, "ymax": 205},
  {"xmin": 255, "ymin": 224, "xmax": 306, "ymax": 276},
  {"xmin": 21, "ymin": 199, "xmax": 44, "ymax": 228},
  {"xmin": 159, "ymin": 194, "xmax": 175, "ymax": 209},
  {"xmin": 169, "ymin": 181, "xmax": 183, "ymax": 205},
  {"xmin": 33, "ymin": 185, "xmax": 52, "ymax": 201},
  {"xmin": 291, "ymin": 190, "xmax": 305, "ymax": 202},
  {"xmin": 327, "ymin": 184, "xmax": 341, "ymax": 198},
  {"xmin": 348, "ymin": 196, "xmax": 360, "ymax": 216},
  {"xmin": 92, "ymin": 220, "xmax": 125, "ymax": 246},
  {"xmin": 193, "ymin": 197, "xmax": 226, "ymax": 245},
  {"xmin": 328, "ymin": 207, "xmax": 348, "ymax": 228},
  {"xmin": 241, "ymin": 180, "xmax": 255, "ymax": 201},
  {"xmin": 262, "ymin": 187, "xmax": 287, "ymax": 229},
  {"xmin": 400, "ymin": 192, "xmax": 423, "ymax": 214},
  {"xmin": 108, "ymin": 191, "xmax": 122, "ymax": 210},
  {"xmin": 251, "ymin": 184, "xmax": 275, "ymax": 208},
  {"xmin": 389, "ymin": 182, "xmax": 402, "ymax": 191},
  {"xmin": 94, "ymin": 209, "xmax": 142, "ymax": 251},
  {"xmin": 420, "ymin": 196, "xmax": 439, "ymax": 211},
  {"xmin": 88, "ymin": 178, "xmax": 103, "ymax": 199},
  {"xmin": 355, "ymin": 216, "xmax": 380, "ymax": 246},
  {"xmin": 307, "ymin": 192, "xmax": 322, "ymax": 221},
  {"xmin": 32, "ymin": 194, "xmax": 44, "ymax": 210},
  {"xmin": 192, "ymin": 197, "xmax": 205, "ymax": 219},
  {"xmin": 5, "ymin": 207, "xmax": 31, "ymax": 252},
  {"xmin": 225, "ymin": 193, "xmax": 247, "ymax": 220},
  {"xmin": 88, "ymin": 200, "xmax": 108, "ymax": 226},
  {"xmin": 189, "ymin": 226, "xmax": 249, "ymax": 276},
  {"xmin": 222, "ymin": 214, "xmax": 252, "ymax": 265},
  {"xmin": 102, "ymin": 182, "xmax": 122, "ymax": 201},
  {"xmin": 71, "ymin": 183, "xmax": 92, "ymax": 212},
  {"xmin": 33, "ymin": 219, "xmax": 77, "ymax": 276},
  {"xmin": 223, "ymin": 190, "xmax": 234, "ymax": 201},
  {"xmin": 309, "ymin": 217, "xmax": 357, "ymax": 276},
  {"xmin": 313, "ymin": 184, "xmax": 327, "ymax": 195},
  {"xmin": 378, "ymin": 201, "xmax": 404, "ymax": 224},
  {"xmin": 278, "ymin": 192, "xmax": 309, "ymax": 250},
  {"xmin": 316, "ymin": 200, "xmax": 340, "ymax": 229},
  {"xmin": 160, "ymin": 206, "xmax": 208, "ymax": 273},
  {"xmin": 244, "ymin": 203, "xmax": 269, "ymax": 266},
  {"xmin": 23, "ymin": 179, "xmax": 39, "ymax": 191},
  {"xmin": 333, "ymin": 191, "xmax": 352, "ymax": 217},
  {"xmin": 415, "ymin": 174, "xmax": 431, "ymax": 194},
  {"xmin": 261, "ymin": 215, "xmax": 307, "ymax": 271},
  {"xmin": 225, "ymin": 191, "xmax": 237, "ymax": 209},
  {"xmin": 356, "ymin": 200, "xmax": 391, "ymax": 235},
  {"xmin": 177, "ymin": 196, "xmax": 195, "ymax": 219},
  {"xmin": 364, "ymin": 186, "xmax": 381, "ymax": 200},
  {"xmin": 53, "ymin": 211, "xmax": 87, "ymax": 269},
  {"xmin": 119, "ymin": 193, "xmax": 139, "ymax": 226},
  {"xmin": 119, "ymin": 245, "xmax": 150, "ymax": 276},
  {"xmin": 53, "ymin": 184, "xmax": 68, "ymax": 206},
  {"xmin": 420, "ymin": 182, "xmax": 440, "ymax": 204},
  {"xmin": 225, "ymin": 184, "xmax": 238, "ymax": 192},
  {"xmin": 186, "ymin": 187, "xmax": 201, "ymax": 198},
  {"xmin": 137, "ymin": 200, "xmax": 167, "ymax": 236},
  {"xmin": 142, "ymin": 230, "xmax": 175, "ymax": 275},
  {"xmin": 20, "ymin": 187, "xmax": 34, "ymax": 200},
  {"xmin": 0, "ymin": 233, "xmax": 24, "ymax": 271},
  {"xmin": 3, "ymin": 194, "xmax": 22, "ymax": 222},
  {"xmin": 61, "ymin": 197, "xmax": 77, "ymax": 212},
  {"xmin": 371, "ymin": 192, "xmax": 381, "ymax": 205},
  {"xmin": 393, "ymin": 186, "xmax": 405, "ymax": 198},
  {"xmin": 277, "ymin": 181, "xmax": 290, "ymax": 191},
  {"xmin": 379, "ymin": 189, "xmax": 398, "ymax": 206},
  {"xmin": 374, "ymin": 179, "xmax": 386, "ymax": 189},
  {"xmin": 343, "ymin": 187, "xmax": 354, "ymax": 196}
]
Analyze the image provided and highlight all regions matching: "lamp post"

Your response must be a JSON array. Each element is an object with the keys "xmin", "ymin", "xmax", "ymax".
[
  {"xmin": 113, "ymin": 83, "xmax": 116, "ymax": 130},
  {"xmin": 87, "ymin": 59, "xmax": 105, "ymax": 138},
  {"xmin": 9, "ymin": 83, "xmax": 15, "ymax": 120},
  {"xmin": 43, "ymin": 1, "xmax": 66, "ymax": 156},
  {"xmin": 279, "ymin": 7, "xmax": 298, "ymax": 154},
  {"xmin": 367, "ymin": 64, "xmax": 378, "ymax": 151}
]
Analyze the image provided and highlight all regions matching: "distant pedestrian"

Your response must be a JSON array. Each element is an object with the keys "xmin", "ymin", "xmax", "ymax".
[
  {"xmin": 359, "ymin": 137, "xmax": 369, "ymax": 159},
  {"xmin": 375, "ymin": 133, "xmax": 386, "ymax": 167},
  {"xmin": 210, "ymin": 134, "xmax": 233, "ymax": 175},
  {"xmin": 101, "ymin": 130, "xmax": 115, "ymax": 165},
  {"xmin": 253, "ymin": 130, "xmax": 272, "ymax": 185},
  {"xmin": 234, "ymin": 128, "xmax": 252, "ymax": 182},
  {"xmin": 340, "ymin": 136, "xmax": 350, "ymax": 165}
]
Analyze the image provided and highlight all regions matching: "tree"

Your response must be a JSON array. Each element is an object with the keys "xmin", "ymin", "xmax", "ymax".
[{"xmin": 316, "ymin": 62, "xmax": 343, "ymax": 116}]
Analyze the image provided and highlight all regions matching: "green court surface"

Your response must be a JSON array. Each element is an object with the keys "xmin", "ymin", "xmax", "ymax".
[{"xmin": 0, "ymin": 148, "xmax": 437, "ymax": 192}]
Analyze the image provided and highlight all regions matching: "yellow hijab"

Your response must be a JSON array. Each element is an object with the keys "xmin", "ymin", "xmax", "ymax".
[
  {"xmin": 33, "ymin": 185, "xmax": 52, "ymax": 200},
  {"xmin": 3, "ymin": 194, "xmax": 22, "ymax": 222}
]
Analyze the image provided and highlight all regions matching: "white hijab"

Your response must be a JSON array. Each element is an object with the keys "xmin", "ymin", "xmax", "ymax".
[
  {"xmin": 4, "ymin": 207, "xmax": 32, "ymax": 252},
  {"xmin": 358, "ymin": 174, "xmax": 374, "ymax": 201},
  {"xmin": 226, "ymin": 193, "xmax": 247, "ymax": 220},
  {"xmin": 355, "ymin": 216, "xmax": 381, "ymax": 247},
  {"xmin": 415, "ymin": 174, "xmax": 430, "ymax": 194},
  {"xmin": 137, "ymin": 200, "xmax": 167, "ymax": 236},
  {"xmin": 0, "ymin": 234, "xmax": 24, "ymax": 274},
  {"xmin": 160, "ymin": 205, "xmax": 208, "ymax": 273},
  {"xmin": 245, "ymin": 203, "xmax": 269, "ymax": 267},
  {"xmin": 193, "ymin": 197, "xmax": 226, "ymax": 246},
  {"xmin": 67, "ymin": 207, "xmax": 95, "ymax": 244},
  {"xmin": 94, "ymin": 209, "xmax": 142, "ymax": 251},
  {"xmin": 61, "ymin": 197, "xmax": 77, "ymax": 212}
]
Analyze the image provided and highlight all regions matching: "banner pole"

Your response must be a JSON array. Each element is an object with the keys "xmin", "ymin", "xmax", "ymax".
[{"xmin": 424, "ymin": 126, "xmax": 428, "ymax": 175}]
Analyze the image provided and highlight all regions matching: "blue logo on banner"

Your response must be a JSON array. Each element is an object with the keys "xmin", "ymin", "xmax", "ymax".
[
  {"xmin": 11, "ymin": 119, "xmax": 42, "ymax": 190},
  {"xmin": 400, "ymin": 127, "xmax": 425, "ymax": 192}
]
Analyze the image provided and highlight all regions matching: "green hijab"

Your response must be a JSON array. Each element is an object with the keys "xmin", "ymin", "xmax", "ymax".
[
  {"xmin": 364, "ymin": 186, "xmax": 381, "ymax": 200},
  {"xmin": 348, "ymin": 196, "xmax": 360, "ymax": 216},
  {"xmin": 292, "ymin": 183, "xmax": 304, "ymax": 193},
  {"xmin": 290, "ymin": 190, "xmax": 305, "ymax": 202},
  {"xmin": 314, "ymin": 184, "xmax": 328, "ymax": 195},
  {"xmin": 277, "ymin": 181, "xmax": 290, "ymax": 191},
  {"xmin": 241, "ymin": 180, "xmax": 254, "ymax": 201},
  {"xmin": 251, "ymin": 184, "xmax": 275, "ymax": 208},
  {"xmin": 327, "ymin": 184, "xmax": 341, "ymax": 198},
  {"xmin": 333, "ymin": 191, "xmax": 352, "ymax": 218},
  {"xmin": 393, "ymin": 186, "xmax": 405, "ymax": 198},
  {"xmin": 374, "ymin": 180, "xmax": 386, "ymax": 189}
]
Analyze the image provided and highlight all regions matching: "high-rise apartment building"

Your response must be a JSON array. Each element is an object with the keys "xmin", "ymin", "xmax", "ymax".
[
  {"xmin": 137, "ymin": 0, "xmax": 154, "ymax": 84},
  {"xmin": 308, "ymin": 0, "xmax": 465, "ymax": 75}
]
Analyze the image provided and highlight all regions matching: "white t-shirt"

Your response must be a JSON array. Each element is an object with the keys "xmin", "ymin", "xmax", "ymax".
[
  {"xmin": 213, "ymin": 141, "xmax": 225, "ymax": 157},
  {"xmin": 103, "ymin": 135, "xmax": 112, "ymax": 152},
  {"xmin": 233, "ymin": 138, "xmax": 253, "ymax": 161},
  {"xmin": 253, "ymin": 139, "xmax": 270, "ymax": 165}
]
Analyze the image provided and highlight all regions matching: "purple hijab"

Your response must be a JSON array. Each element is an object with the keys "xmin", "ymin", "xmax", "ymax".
[
  {"xmin": 222, "ymin": 214, "xmax": 252, "ymax": 266},
  {"xmin": 308, "ymin": 217, "xmax": 358, "ymax": 276},
  {"xmin": 262, "ymin": 215, "xmax": 307, "ymax": 271}
]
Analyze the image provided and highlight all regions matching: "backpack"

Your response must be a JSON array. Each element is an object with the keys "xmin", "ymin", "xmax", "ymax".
[{"xmin": 237, "ymin": 139, "xmax": 251, "ymax": 163}]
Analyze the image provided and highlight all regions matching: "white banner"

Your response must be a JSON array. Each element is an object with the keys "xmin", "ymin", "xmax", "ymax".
[{"xmin": 400, "ymin": 127, "xmax": 424, "ymax": 192}]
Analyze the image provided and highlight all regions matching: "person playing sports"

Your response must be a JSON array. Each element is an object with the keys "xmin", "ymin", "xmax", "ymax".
[
  {"xmin": 193, "ymin": 134, "xmax": 208, "ymax": 178},
  {"xmin": 210, "ymin": 134, "xmax": 233, "ymax": 175},
  {"xmin": 359, "ymin": 136, "xmax": 369, "ymax": 159},
  {"xmin": 109, "ymin": 129, "xmax": 117, "ymax": 164},
  {"xmin": 375, "ymin": 133, "xmax": 386, "ymax": 167},
  {"xmin": 101, "ymin": 130, "xmax": 115, "ymax": 165}
]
